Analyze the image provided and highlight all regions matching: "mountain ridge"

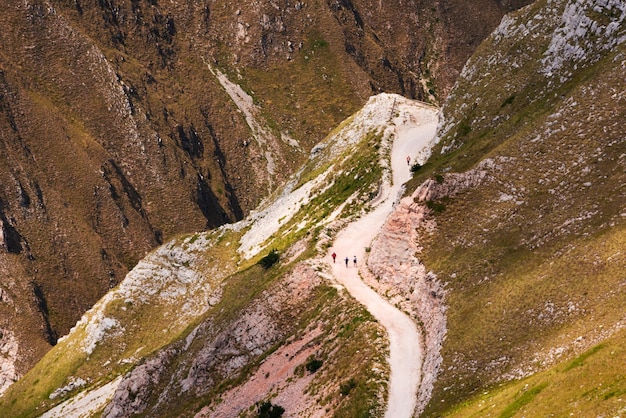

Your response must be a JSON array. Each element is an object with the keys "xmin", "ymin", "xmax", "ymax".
[
  {"xmin": 0, "ymin": 93, "xmax": 429, "ymax": 417},
  {"xmin": 2, "ymin": 0, "xmax": 625, "ymax": 416}
]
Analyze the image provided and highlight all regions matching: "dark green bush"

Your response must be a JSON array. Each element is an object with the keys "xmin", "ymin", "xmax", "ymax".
[
  {"xmin": 426, "ymin": 200, "xmax": 446, "ymax": 213},
  {"xmin": 500, "ymin": 94, "xmax": 516, "ymax": 108},
  {"xmin": 457, "ymin": 120, "xmax": 472, "ymax": 136},
  {"xmin": 257, "ymin": 400, "xmax": 285, "ymax": 418},
  {"xmin": 340, "ymin": 378, "xmax": 357, "ymax": 396},
  {"xmin": 259, "ymin": 249, "xmax": 279, "ymax": 269},
  {"xmin": 305, "ymin": 357, "xmax": 323, "ymax": 373}
]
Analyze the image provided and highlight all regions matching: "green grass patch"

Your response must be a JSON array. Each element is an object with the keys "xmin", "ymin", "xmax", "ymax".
[
  {"xmin": 441, "ymin": 328, "xmax": 626, "ymax": 417},
  {"xmin": 563, "ymin": 343, "xmax": 606, "ymax": 371},
  {"xmin": 498, "ymin": 382, "xmax": 548, "ymax": 418}
]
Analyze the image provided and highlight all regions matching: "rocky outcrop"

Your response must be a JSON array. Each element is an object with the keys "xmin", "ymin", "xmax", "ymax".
[
  {"xmin": 364, "ymin": 166, "xmax": 491, "ymax": 415},
  {"xmin": 0, "ymin": 301, "xmax": 19, "ymax": 396},
  {"xmin": 365, "ymin": 196, "xmax": 444, "ymax": 415},
  {"xmin": 103, "ymin": 348, "xmax": 177, "ymax": 418},
  {"xmin": 103, "ymin": 263, "xmax": 324, "ymax": 417},
  {"xmin": 0, "ymin": 328, "xmax": 19, "ymax": 395},
  {"xmin": 0, "ymin": 213, "xmax": 23, "ymax": 255}
]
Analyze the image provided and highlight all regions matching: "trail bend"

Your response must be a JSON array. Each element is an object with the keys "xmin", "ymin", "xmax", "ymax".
[{"xmin": 328, "ymin": 107, "xmax": 437, "ymax": 418}]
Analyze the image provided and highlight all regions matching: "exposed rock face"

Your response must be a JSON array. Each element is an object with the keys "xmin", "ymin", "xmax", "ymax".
[
  {"xmin": 0, "ymin": 328, "xmax": 19, "ymax": 395},
  {"xmin": 353, "ymin": 152, "xmax": 494, "ymax": 414},
  {"xmin": 103, "ymin": 263, "xmax": 324, "ymax": 417},
  {"xmin": 103, "ymin": 348, "xmax": 177, "ymax": 418},
  {"xmin": 365, "ymin": 185, "xmax": 453, "ymax": 415},
  {"xmin": 0, "ymin": 283, "xmax": 19, "ymax": 393},
  {"xmin": 412, "ymin": 166, "xmax": 490, "ymax": 203}
]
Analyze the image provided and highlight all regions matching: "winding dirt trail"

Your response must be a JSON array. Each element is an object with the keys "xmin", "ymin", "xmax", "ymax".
[{"xmin": 328, "ymin": 110, "xmax": 437, "ymax": 417}]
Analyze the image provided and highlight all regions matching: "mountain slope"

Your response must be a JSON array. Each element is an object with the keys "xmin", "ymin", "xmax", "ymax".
[
  {"xmin": 0, "ymin": 94, "xmax": 436, "ymax": 417},
  {"xmin": 394, "ymin": 0, "xmax": 626, "ymax": 415},
  {"xmin": 4, "ymin": 1, "xmax": 623, "ymax": 417}
]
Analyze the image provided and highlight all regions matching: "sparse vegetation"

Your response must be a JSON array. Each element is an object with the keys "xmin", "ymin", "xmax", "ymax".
[
  {"xmin": 2, "ymin": 3, "xmax": 623, "ymax": 418},
  {"xmin": 500, "ymin": 94, "xmax": 516, "ymax": 108},
  {"xmin": 415, "ymin": 2, "xmax": 626, "ymax": 413},
  {"xmin": 340, "ymin": 378, "xmax": 357, "ymax": 396},
  {"xmin": 425, "ymin": 200, "xmax": 446, "ymax": 213},
  {"xmin": 499, "ymin": 382, "xmax": 548, "ymax": 418},
  {"xmin": 443, "ymin": 328, "xmax": 626, "ymax": 417}
]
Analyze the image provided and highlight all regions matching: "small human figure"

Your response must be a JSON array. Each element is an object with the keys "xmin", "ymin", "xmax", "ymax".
[
  {"xmin": 353, "ymin": 256, "xmax": 357, "ymax": 267},
  {"xmin": 345, "ymin": 256, "xmax": 349, "ymax": 267},
  {"xmin": 406, "ymin": 155, "xmax": 411, "ymax": 165},
  {"xmin": 331, "ymin": 252, "xmax": 337, "ymax": 263}
]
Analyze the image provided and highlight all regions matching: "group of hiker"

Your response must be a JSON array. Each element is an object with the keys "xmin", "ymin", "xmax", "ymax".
[
  {"xmin": 327, "ymin": 158, "xmax": 412, "ymax": 270},
  {"xmin": 331, "ymin": 252, "xmax": 357, "ymax": 267}
]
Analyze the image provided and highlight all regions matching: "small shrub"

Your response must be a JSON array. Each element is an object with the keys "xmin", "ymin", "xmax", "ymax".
[
  {"xmin": 305, "ymin": 357, "xmax": 323, "ymax": 373},
  {"xmin": 426, "ymin": 200, "xmax": 446, "ymax": 213},
  {"xmin": 458, "ymin": 120, "xmax": 472, "ymax": 136},
  {"xmin": 500, "ymin": 94, "xmax": 516, "ymax": 108},
  {"xmin": 434, "ymin": 174, "xmax": 444, "ymax": 184},
  {"xmin": 257, "ymin": 400, "xmax": 285, "ymax": 418},
  {"xmin": 312, "ymin": 38, "xmax": 329, "ymax": 48},
  {"xmin": 340, "ymin": 378, "xmax": 357, "ymax": 396},
  {"xmin": 410, "ymin": 163, "xmax": 422, "ymax": 173},
  {"xmin": 259, "ymin": 249, "xmax": 279, "ymax": 269},
  {"xmin": 293, "ymin": 364, "xmax": 305, "ymax": 377}
]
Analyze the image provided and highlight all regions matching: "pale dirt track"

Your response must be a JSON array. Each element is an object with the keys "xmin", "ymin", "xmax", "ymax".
[{"xmin": 328, "ymin": 114, "xmax": 437, "ymax": 418}]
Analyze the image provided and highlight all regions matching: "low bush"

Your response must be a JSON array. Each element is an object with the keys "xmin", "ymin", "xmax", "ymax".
[
  {"xmin": 305, "ymin": 357, "xmax": 323, "ymax": 373},
  {"xmin": 259, "ymin": 249, "xmax": 279, "ymax": 269},
  {"xmin": 426, "ymin": 200, "xmax": 446, "ymax": 213},
  {"xmin": 257, "ymin": 400, "xmax": 285, "ymax": 418},
  {"xmin": 340, "ymin": 378, "xmax": 357, "ymax": 396}
]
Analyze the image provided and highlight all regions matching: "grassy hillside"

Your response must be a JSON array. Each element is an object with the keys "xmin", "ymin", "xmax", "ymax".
[
  {"xmin": 410, "ymin": 0, "xmax": 626, "ymax": 415},
  {"xmin": 0, "ymin": 0, "xmax": 534, "ymax": 384},
  {"xmin": 446, "ymin": 327, "xmax": 626, "ymax": 417},
  {"xmin": 4, "ymin": 1, "xmax": 624, "ymax": 416}
]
